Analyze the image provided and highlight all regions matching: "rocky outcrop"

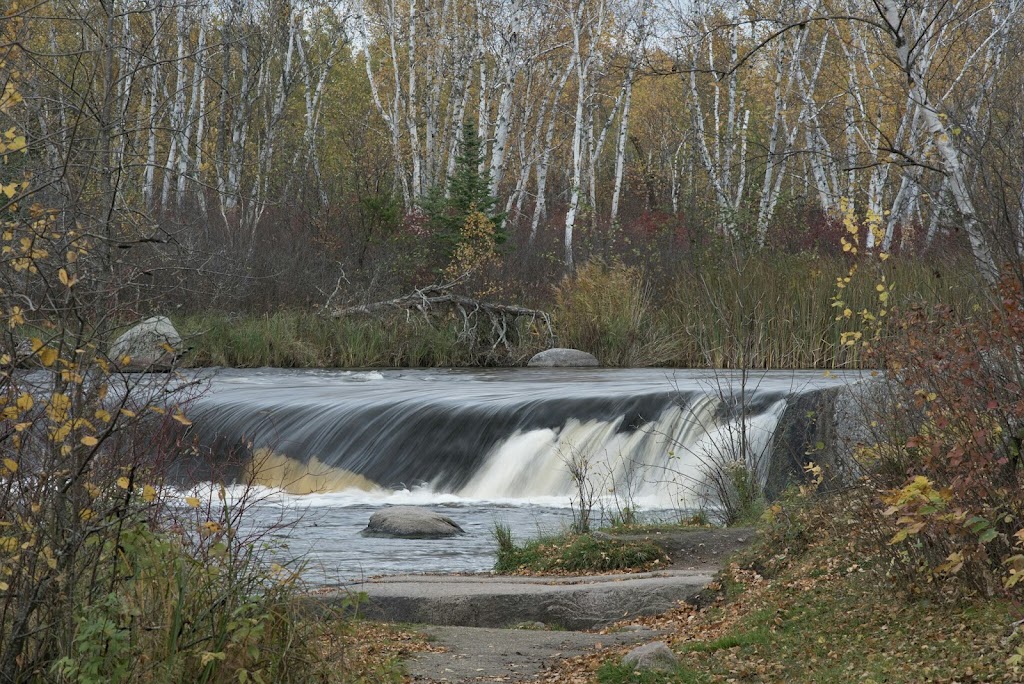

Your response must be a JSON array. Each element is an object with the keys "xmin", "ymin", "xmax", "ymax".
[
  {"xmin": 110, "ymin": 316, "xmax": 184, "ymax": 372},
  {"xmin": 361, "ymin": 506, "xmax": 466, "ymax": 539},
  {"xmin": 527, "ymin": 348, "xmax": 599, "ymax": 367},
  {"xmin": 622, "ymin": 641, "xmax": 680, "ymax": 673},
  {"xmin": 768, "ymin": 375, "xmax": 902, "ymax": 499}
]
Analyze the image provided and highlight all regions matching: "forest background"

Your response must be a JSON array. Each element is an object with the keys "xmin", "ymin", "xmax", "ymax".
[{"xmin": 6, "ymin": 0, "xmax": 1024, "ymax": 370}]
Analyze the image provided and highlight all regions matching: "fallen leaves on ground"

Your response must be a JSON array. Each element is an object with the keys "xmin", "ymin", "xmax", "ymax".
[{"xmin": 537, "ymin": 541, "xmax": 1020, "ymax": 683}]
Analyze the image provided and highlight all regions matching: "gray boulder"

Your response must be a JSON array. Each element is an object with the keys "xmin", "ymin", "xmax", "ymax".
[
  {"xmin": 622, "ymin": 641, "xmax": 679, "ymax": 673},
  {"xmin": 527, "ymin": 348, "xmax": 599, "ymax": 368},
  {"xmin": 361, "ymin": 506, "xmax": 466, "ymax": 539},
  {"xmin": 110, "ymin": 316, "xmax": 183, "ymax": 372}
]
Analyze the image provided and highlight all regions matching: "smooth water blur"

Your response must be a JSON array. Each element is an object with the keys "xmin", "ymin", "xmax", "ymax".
[
  {"xmin": 239, "ymin": 493, "xmax": 576, "ymax": 583},
  {"xmin": 177, "ymin": 367, "xmax": 867, "ymax": 579}
]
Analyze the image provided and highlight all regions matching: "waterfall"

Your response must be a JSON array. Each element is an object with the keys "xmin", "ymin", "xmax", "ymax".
[{"xmin": 180, "ymin": 368, "xmax": 831, "ymax": 508}]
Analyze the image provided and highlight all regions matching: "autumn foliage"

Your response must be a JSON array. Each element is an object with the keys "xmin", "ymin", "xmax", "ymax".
[{"xmin": 850, "ymin": 273, "xmax": 1024, "ymax": 603}]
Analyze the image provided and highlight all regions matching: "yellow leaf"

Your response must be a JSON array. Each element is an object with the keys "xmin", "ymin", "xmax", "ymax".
[
  {"xmin": 142, "ymin": 485, "xmax": 157, "ymax": 503},
  {"xmin": 185, "ymin": 496, "xmax": 201, "ymax": 508},
  {"xmin": 15, "ymin": 393, "xmax": 31, "ymax": 411},
  {"xmin": 2, "ymin": 458, "xmax": 16, "ymax": 473},
  {"xmin": 116, "ymin": 476, "xmax": 130, "ymax": 490},
  {"xmin": 119, "ymin": 408, "xmax": 136, "ymax": 418},
  {"xmin": 79, "ymin": 508, "xmax": 94, "ymax": 521},
  {"xmin": 200, "ymin": 520, "xmax": 222, "ymax": 536},
  {"xmin": 0, "ymin": 582, "xmax": 8, "ymax": 591},
  {"xmin": 38, "ymin": 347, "xmax": 57, "ymax": 367},
  {"xmin": 57, "ymin": 268, "xmax": 75, "ymax": 287},
  {"xmin": 172, "ymin": 412, "xmax": 192, "ymax": 426},
  {"xmin": 80, "ymin": 435, "xmax": 98, "ymax": 446}
]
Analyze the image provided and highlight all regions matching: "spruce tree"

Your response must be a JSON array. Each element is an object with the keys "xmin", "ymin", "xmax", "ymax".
[{"xmin": 422, "ymin": 121, "xmax": 505, "ymax": 249}]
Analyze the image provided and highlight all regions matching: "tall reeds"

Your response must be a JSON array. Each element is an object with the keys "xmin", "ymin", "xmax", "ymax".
[{"xmin": 178, "ymin": 256, "xmax": 979, "ymax": 369}]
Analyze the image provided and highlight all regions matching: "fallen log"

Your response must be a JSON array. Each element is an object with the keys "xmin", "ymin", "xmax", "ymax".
[{"xmin": 330, "ymin": 284, "xmax": 556, "ymax": 355}]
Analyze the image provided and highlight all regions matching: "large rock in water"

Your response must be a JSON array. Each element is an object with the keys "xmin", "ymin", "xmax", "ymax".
[
  {"xmin": 361, "ymin": 506, "xmax": 466, "ymax": 539},
  {"xmin": 527, "ymin": 348, "xmax": 599, "ymax": 367},
  {"xmin": 110, "ymin": 316, "xmax": 183, "ymax": 372}
]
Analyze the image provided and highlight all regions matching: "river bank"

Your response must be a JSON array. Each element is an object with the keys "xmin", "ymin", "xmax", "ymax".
[
  {"xmin": 377, "ymin": 506, "xmax": 1018, "ymax": 683},
  {"xmin": 172, "ymin": 257, "xmax": 977, "ymax": 371}
]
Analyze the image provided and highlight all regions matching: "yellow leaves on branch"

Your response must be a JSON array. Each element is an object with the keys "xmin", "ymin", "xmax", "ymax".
[
  {"xmin": 46, "ymin": 393, "xmax": 71, "ymax": 423},
  {"xmin": 185, "ymin": 496, "xmax": 201, "ymax": 508},
  {"xmin": 199, "ymin": 520, "xmax": 222, "ymax": 537},
  {"xmin": 30, "ymin": 339, "xmax": 57, "ymax": 367},
  {"xmin": 0, "ymin": 130, "xmax": 27, "ymax": 156},
  {"xmin": 0, "ymin": 82, "xmax": 23, "ymax": 115}
]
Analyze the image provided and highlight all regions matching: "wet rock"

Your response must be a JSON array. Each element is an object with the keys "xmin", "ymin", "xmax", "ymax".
[
  {"xmin": 622, "ymin": 641, "xmax": 679, "ymax": 672},
  {"xmin": 361, "ymin": 506, "xmax": 466, "ymax": 539},
  {"xmin": 110, "ymin": 316, "xmax": 184, "ymax": 372},
  {"xmin": 527, "ymin": 348, "xmax": 599, "ymax": 367}
]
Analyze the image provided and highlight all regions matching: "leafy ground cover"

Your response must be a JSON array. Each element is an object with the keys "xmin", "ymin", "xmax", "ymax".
[
  {"xmin": 535, "ymin": 497, "xmax": 1019, "ymax": 684},
  {"xmin": 493, "ymin": 525, "xmax": 670, "ymax": 575}
]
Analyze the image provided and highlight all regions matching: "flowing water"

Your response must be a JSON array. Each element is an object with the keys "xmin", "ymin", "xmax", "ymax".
[{"xmin": 180, "ymin": 367, "xmax": 865, "ymax": 581}]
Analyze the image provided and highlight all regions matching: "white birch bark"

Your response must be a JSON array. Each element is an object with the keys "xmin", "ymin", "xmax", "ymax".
[
  {"xmin": 406, "ymin": 0, "xmax": 422, "ymax": 198},
  {"xmin": 877, "ymin": 0, "xmax": 998, "ymax": 283},
  {"xmin": 530, "ymin": 55, "xmax": 576, "ymax": 244},
  {"xmin": 609, "ymin": 64, "xmax": 634, "ymax": 227}
]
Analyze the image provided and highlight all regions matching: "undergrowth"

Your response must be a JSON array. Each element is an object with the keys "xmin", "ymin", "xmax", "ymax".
[
  {"xmin": 492, "ymin": 525, "xmax": 668, "ymax": 575},
  {"xmin": 177, "ymin": 255, "xmax": 978, "ymax": 369},
  {"xmin": 552, "ymin": 490, "xmax": 1020, "ymax": 684}
]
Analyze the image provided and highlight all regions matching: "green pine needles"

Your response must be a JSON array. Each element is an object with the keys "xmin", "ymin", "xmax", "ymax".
[{"xmin": 422, "ymin": 121, "xmax": 506, "ymax": 255}]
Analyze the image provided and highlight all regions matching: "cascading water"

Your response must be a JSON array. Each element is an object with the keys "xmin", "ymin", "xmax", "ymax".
[
  {"xmin": 183, "ymin": 368, "xmax": 838, "ymax": 506},
  {"xmin": 176, "ymin": 367, "xmax": 863, "ymax": 580}
]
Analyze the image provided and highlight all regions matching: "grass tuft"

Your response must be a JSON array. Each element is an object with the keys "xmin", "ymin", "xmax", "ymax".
[{"xmin": 493, "ymin": 530, "xmax": 668, "ymax": 575}]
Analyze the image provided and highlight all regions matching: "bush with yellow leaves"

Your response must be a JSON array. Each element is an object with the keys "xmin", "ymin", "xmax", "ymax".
[{"xmin": 0, "ymin": 40, "xmax": 336, "ymax": 683}]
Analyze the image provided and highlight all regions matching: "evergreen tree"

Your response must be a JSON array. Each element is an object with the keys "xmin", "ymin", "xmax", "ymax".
[{"xmin": 422, "ymin": 121, "xmax": 505, "ymax": 249}]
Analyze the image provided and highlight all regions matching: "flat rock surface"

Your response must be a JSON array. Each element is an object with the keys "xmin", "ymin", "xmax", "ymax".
[
  {"xmin": 326, "ymin": 528, "xmax": 755, "ymax": 682},
  {"xmin": 407, "ymin": 625, "xmax": 663, "ymax": 683},
  {"xmin": 341, "ymin": 569, "xmax": 715, "ymax": 630}
]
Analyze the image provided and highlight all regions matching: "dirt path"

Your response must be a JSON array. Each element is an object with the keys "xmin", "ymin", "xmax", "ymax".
[
  {"xmin": 406, "ymin": 625, "xmax": 663, "ymax": 683},
  {"xmin": 399, "ymin": 528, "xmax": 754, "ymax": 683}
]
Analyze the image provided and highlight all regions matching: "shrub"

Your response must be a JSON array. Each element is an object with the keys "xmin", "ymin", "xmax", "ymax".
[
  {"xmin": 493, "ymin": 530, "xmax": 668, "ymax": 575},
  {"xmin": 554, "ymin": 261, "xmax": 680, "ymax": 367},
  {"xmin": 0, "ymin": 72, "xmax": 345, "ymax": 682},
  {"xmin": 855, "ymin": 273, "xmax": 1024, "ymax": 598}
]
